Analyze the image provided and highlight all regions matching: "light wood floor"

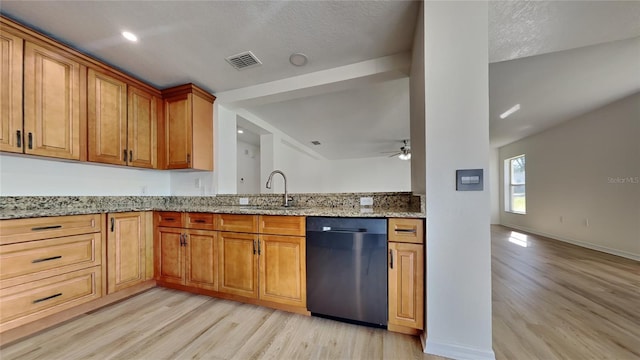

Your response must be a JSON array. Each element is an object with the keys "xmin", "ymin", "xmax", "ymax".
[
  {"xmin": 2, "ymin": 225, "xmax": 638, "ymax": 360},
  {"xmin": 491, "ymin": 225, "xmax": 640, "ymax": 360}
]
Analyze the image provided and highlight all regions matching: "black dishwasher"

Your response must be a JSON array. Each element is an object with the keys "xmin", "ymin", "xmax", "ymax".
[{"xmin": 306, "ymin": 217, "xmax": 387, "ymax": 327}]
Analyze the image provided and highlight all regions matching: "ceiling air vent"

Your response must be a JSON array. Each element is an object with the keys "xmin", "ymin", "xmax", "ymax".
[
  {"xmin": 311, "ymin": 141, "xmax": 321, "ymax": 146},
  {"xmin": 225, "ymin": 51, "xmax": 262, "ymax": 70}
]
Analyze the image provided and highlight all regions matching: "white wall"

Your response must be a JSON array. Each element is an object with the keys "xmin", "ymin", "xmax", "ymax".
[
  {"xmin": 237, "ymin": 140, "xmax": 261, "ymax": 194},
  {"xmin": 423, "ymin": 2, "xmax": 494, "ymax": 359},
  {"xmin": 490, "ymin": 148, "xmax": 500, "ymax": 224},
  {"xmin": 321, "ymin": 156, "xmax": 411, "ymax": 193},
  {"xmin": 410, "ymin": 1, "xmax": 426, "ymax": 195},
  {"xmin": 0, "ymin": 154, "xmax": 170, "ymax": 195},
  {"xmin": 500, "ymin": 92, "xmax": 640, "ymax": 260},
  {"xmin": 270, "ymin": 136, "xmax": 324, "ymax": 193}
]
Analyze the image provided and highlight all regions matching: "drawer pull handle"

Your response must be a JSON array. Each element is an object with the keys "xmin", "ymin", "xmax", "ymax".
[
  {"xmin": 395, "ymin": 228, "xmax": 417, "ymax": 234},
  {"xmin": 32, "ymin": 255, "xmax": 62, "ymax": 264},
  {"xmin": 33, "ymin": 293, "xmax": 62, "ymax": 304},
  {"xmin": 164, "ymin": 217, "xmax": 176, "ymax": 221},
  {"xmin": 31, "ymin": 225, "xmax": 62, "ymax": 231},
  {"xmin": 194, "ymin": 219, "xmax": 206, "ymax": 223},
  {"xmin": 111, "ymin": 218, "xmax": 115, "ymax": 232}
]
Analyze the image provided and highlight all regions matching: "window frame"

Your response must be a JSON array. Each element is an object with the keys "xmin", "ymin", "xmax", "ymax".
[{"xmin": 505, "ymin": 154, "xmax": 526, "ymax": 214}]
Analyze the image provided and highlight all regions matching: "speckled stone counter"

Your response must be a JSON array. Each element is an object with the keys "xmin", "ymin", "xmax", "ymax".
[{"xmin": 0, "ymin": 193, "xmax": 425, "ymax": 220}]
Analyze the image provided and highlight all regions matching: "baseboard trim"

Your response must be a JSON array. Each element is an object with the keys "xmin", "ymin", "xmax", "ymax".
[
  {"xmin": 425, "ymin": 339, "xmax": 495, "ymax": 360},
  {"xmin": 501, "ymin": 223, "xmax": 640, "ymax": 261}
]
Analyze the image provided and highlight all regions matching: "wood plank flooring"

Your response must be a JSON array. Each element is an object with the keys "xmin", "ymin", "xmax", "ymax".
[
  {"xmin": 491, "ymin": 225, "xmax": 640, "ymax": 360},
  {"xmin": 2, "ymin": 225, "xmax": 638, "ymax": 360}
]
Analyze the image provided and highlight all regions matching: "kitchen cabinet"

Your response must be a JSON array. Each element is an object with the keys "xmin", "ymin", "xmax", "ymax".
[
  {"xmin": 218, "ymin": 215, "xmax": 306, "ymax": 308},
  {"xmin": 88, "ymin": 70, "xmax": 159, "ymax": 168},
  {"xmin": 161, "ymin": 84, "xmax": 215, "ymax": 170},
  {"xmin": 0, "ymin": 214, "xmax": 103, "ymax": 333},
  {"xmin": 387, "ymin": 218, "xmax": 424, "ymax": 334},
  {"xmin": 218, "ymin": 230, "xmax": 258, "ymax": 298},
  {"xmin": 0, "ymin": 30, "xmax": 23, "ymax": 153},
  {"xmin": 106, "ymin": 212, "xmax": 152, "ymax": 294},
  {"xmin": 155, "ymin": 212, "xmax": 217, "ymax": 291},
  {"xmin": 23, "ymin": 41, "xmax": 85, "ymax": 160}
]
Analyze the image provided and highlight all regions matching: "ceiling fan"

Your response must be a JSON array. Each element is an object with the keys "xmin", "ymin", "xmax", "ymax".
[{"xmin": 383, "ymin": 140, "xmax": 411, "ymax": 160}]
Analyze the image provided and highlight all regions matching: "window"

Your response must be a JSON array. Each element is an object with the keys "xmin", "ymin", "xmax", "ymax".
[{"xmin": 505, "ymin": 154, "xmax": 526, "ymax": 214}]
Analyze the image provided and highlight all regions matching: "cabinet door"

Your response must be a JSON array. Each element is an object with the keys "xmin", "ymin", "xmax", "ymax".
[
  {"xmin": 259, "ymin": 235, "xmax": 306, "ymax": 307},
  {"xmin": 388, "ymin": 242, "xmax": 424, "ymax": 330},
  {"xmin": 155, "ymin": 227, "xmax": 183, "ymax": 286},
  {"xmin": 88, "ymin": 69, "xmax": 127, "ymax": 165},
  {"xmin": 218, "ymin": 231, "xmax": 258, "ymax": 299},
  {"xmin": 164, "ymin": 94, "xmax": 192, "ymax": 169},
  {"xmin": 184, "ymin": 230, "xmax": 217, "ymax": 291},
  {"xmin": 107, "ymin": 212, "xmax": 146, "ymax": 294},
  {"xmin": 0, "ymin": 31, "xmax": 23, "ymax": 153},
  {"xmin": 23, "ymin": 41, "xmax": 82, "ymax": 160},
  {"xmin": 128, "ymin": 86, "xmax": 157, "ymax": 168}
]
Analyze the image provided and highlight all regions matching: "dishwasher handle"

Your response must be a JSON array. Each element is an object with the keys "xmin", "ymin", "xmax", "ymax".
[{"xmin": 321, "ymin": 227, "xmax": 367, "ymax": 233}]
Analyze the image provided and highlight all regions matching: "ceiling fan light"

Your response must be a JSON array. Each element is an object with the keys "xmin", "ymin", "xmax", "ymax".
[{"xmin": 399, "ymin": 152, "xmax": 411, "ymax": 160}]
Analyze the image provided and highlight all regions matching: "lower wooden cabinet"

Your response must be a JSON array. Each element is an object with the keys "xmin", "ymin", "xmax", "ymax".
[
  {"xmin": 155, "ymin": 226, "xmax": 217, "ymax": 291},
  {"xmin": 218, "ymin": 231, "xmax": 258, "ymax": 298},
  {"xmin": 259, "ymin": 235, "xmax": 306, "ymax": 307},
  {"xmin": 106, "ymin": 212, "xmax": 152, "ymax": 294},
  {"xmin": 388, "ymin": 218, "xmax": 425, "ymax": 334}
]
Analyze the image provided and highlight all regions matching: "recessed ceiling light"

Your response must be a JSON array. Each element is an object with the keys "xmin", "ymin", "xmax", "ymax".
[
  {"xmin": 237, "ymin": 129, "xmax": 244, "ymax": 134},
  {"xmin": 289, "ymin": 53, "xmax": 308, "ymax": 67},
  {"xmin": 122, "ymin": 31, "xmax": 138, "ymax": 42},
  {"xmin": 500, "ymin": 104, "xmax": 521, "ymax": 119}
]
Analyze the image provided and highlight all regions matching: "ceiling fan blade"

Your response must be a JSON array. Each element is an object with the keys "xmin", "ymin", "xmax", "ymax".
[{"xmin": 388, "ymin": 152, "xmax": 401, "ymax": 157}]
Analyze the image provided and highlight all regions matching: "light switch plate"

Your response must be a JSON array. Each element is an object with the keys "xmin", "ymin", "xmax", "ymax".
[{"xmin": 456, "ymin": 169, "xmax": 483, "ymax": 191}]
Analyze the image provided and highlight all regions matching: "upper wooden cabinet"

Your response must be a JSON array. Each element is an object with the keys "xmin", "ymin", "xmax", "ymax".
[
  {"xmin": 161, "ymin": 84, "xmax": 215, "ymax": 170},
  {"xmin": 88, "ymin": 69, "xmax": 159, "ymax": 168},
  {"xmin": 22, "ymin": 41, "xmax": 85, "ymax": 160},
  {"xmin": 0, "ymin": 30, "xmax": 23, "ymax": 153}
]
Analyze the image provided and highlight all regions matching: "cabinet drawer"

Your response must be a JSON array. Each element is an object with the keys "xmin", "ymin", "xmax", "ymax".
[
  {"xmin": 217, "ymin": 214, "xmax": 257, "ymax": 233},
  {"xmin": 186, "ymin": 213, "xmax": 215, "ymax": 230},
  {"xmin": 0, "ymin": 266, "xmax": 102, "ymax": 332},
  {"xmin": 388, "ymin": 218, "xmax": 424, "ymax": 244},
  {"xmin": 259, "ymin": 216, "xmax": 305, "ymax": 236},
  {"xmin": 0, "ymin": 233, "xmax": 102, "ymax": 289},
  {"xmin": 156, "ymin": 212, "xmax": 184, "ymax": 228},
  {"xmin": 0, "ymin": 214, "xmax": 101, "ymax": 245}
]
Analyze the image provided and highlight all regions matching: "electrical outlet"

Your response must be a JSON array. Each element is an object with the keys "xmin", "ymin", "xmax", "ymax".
[
  {"xmin": 195, "ymin": 178, "xmax": 202, "ymax": 188},
  {"xmin": 140, "ymin": 186, "xmax": 148, "ymax": 195},
  {"xmin": 360, "ymin": 197, "xmax": 373, "ymax": 206},
  {"xmin": 239, "ymin": 198, "xmax": 249, "ymax": 205}
]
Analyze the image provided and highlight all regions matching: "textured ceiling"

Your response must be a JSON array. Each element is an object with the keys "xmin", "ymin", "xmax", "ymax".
[
  {"xmin": 0, "ymin": 1, "xmax": 418, "ymax": 93},
  {"xmin": 489, "ymin": 0, "xmax": 640, "ymax": 62}
]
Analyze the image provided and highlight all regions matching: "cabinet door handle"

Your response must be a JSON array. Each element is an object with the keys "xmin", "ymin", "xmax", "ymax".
[
  {"xmin": 389, "ymin": 249, "xmax": 394, "ymax": 269},
  {"xmin": 123, "ymin": 149, "xmax": 128, "ymax": 162},
  {"xmin": 31, "ymin": 225, "xmax": 62, "ymax": 231},
  {"xmin": 253, "ymin": 240, "xmax": 256, "ymax": 255},
  {"xmin": 257, "ymin": 240, "xmax": 261, "ymax": 255},
  {"xmin": 16, "ymin": 130, "xmax": 21, "ymax": 148},
  {"xmin": 32, "ymin": 255, "xmax": 62, "ymax": 263},
  {"xmin": 28, "ymin": 132, "xmax": 33, "ymax": 149},
  {"xmin": 186, "ymin": 154, "xmax": 191, "ymax": 165},
  {"xmin": 179, "ymin": 234, "xmax": 183, "ymax": 246},
  {"xmin": 183, "ymin": 234, "xmax": 188, "ymax": 247},
  {"xmin": 110, "ymin": 218, "xmax": 115, "ymax": 232},
  {"xmin": 33, "ymin": 293, "xmax": 62, "ymax": 304},
  {"xmin": 129, "ymin": 150, "xmax": 133, "ymax": 162}
]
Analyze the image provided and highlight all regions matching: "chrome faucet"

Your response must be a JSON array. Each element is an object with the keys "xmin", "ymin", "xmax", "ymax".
[{"xmin": 266, "ymin": 170, "xmax": 292, "ymax": 207}]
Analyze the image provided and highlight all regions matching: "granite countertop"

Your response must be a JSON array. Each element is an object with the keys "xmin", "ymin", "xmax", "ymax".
[{"xmin": 0, "ymin": 194, "xmax": 426, "ymax": 220}]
